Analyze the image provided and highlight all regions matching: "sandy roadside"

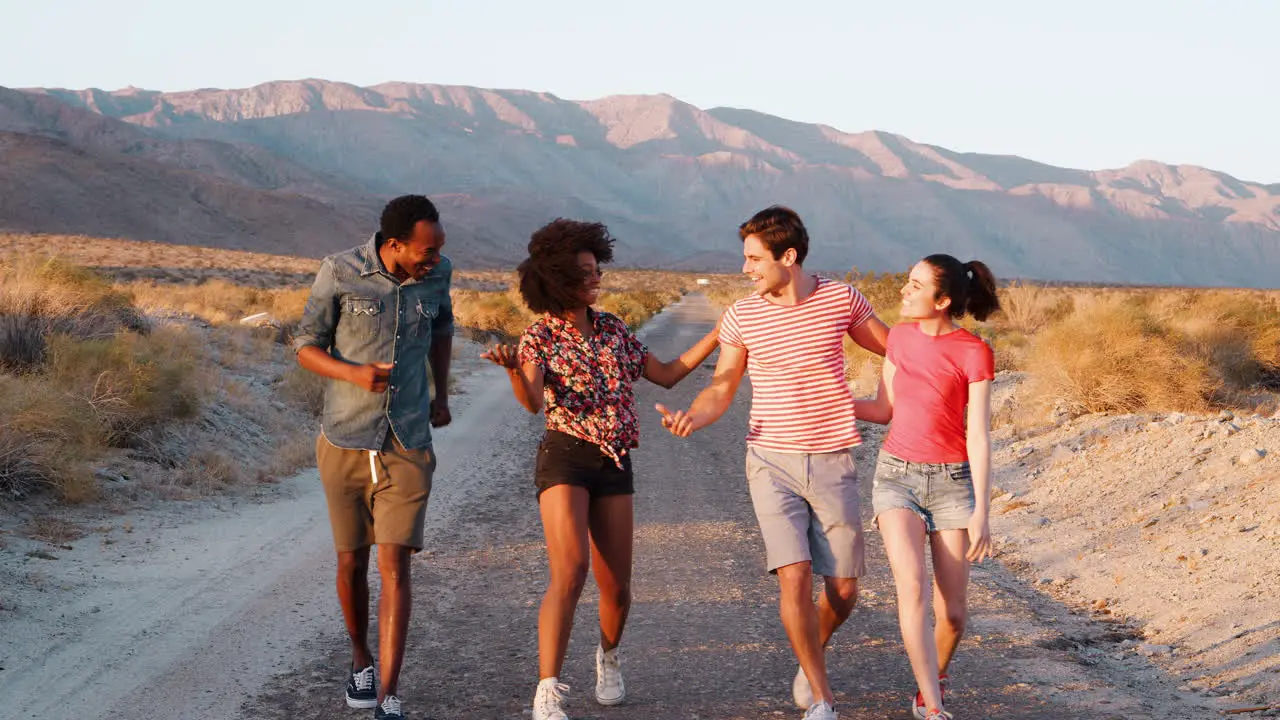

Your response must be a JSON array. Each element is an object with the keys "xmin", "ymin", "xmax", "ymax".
[{"xmin": 0, "ymin": 338, "xmax": 509, "ymax": 720}]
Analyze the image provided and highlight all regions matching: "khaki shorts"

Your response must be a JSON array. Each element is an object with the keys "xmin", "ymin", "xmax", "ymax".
[
  {"xmin": 745, "ymin": 445, "xmax": 866, "ymax": 578},
  {"xmin": 316, "ymin": 432, "xmax": 435, "ymax": 552}
]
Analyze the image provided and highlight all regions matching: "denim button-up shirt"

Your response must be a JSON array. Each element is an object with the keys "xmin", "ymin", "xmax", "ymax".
[{"xmin": 293, "ymin": 234, "xmax": 455, "ymax": 451}]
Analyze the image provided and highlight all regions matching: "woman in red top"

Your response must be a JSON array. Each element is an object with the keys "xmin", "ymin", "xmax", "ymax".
[
  {"xmin": 855, "ymin": 254, "xmax": 1000, "ymax": 720},
  {"xmin": 482, "ymin": 219, "xmax": 720, "ymax": 720}
]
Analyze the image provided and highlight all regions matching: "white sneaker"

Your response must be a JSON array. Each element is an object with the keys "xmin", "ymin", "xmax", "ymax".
[
  {"xmin": 802, "ymin": 700, "xmax": 838, "ymax": 720},
  {"xmin": 595, "ymin": 644, "xmax": 625, "ymax": 705},
  {"xmin": 792, "ymin": 666, "xmax": 814, "ymax": 709},
  {"xmin": 533, "ymin": 677, "xmax": 570, "ymax": 720}
]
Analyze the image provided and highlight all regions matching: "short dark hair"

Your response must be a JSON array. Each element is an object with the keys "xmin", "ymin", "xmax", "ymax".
[
  {"xmin": 517, "ymin": 219, "xmax": 615, "ymax": 314},
  {"xmin": 380, "ymin": 195, "xmax": 439, "ymax": 241},
  {"xmin": 923, "ymin": 254, "xmax": 1001, "ymax": 321},
  {"xmin": 738, "ymin": 205, "xmax": 808, "ymax": 264}
]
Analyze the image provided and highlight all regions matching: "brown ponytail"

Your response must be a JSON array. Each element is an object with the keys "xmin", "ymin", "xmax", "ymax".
[{"xmin": 923, "ymin": 254, "xmax": 1001, "ymax": 321}]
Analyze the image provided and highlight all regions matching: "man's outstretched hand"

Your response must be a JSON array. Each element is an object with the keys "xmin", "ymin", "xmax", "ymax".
[{"xmin": 655, "ymin": 403, "xmax": 695, "ymax": 437}]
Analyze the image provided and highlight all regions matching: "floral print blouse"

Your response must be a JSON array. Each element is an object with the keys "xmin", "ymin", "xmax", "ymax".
[{"xmin": 518, "ymin": 309, "xmax": 649, "ymax": 467}]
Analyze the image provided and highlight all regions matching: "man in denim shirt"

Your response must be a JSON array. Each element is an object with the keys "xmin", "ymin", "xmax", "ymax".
[{"xmin": 294, "ymin": 195, "xmax": 453, "ymax": 720}]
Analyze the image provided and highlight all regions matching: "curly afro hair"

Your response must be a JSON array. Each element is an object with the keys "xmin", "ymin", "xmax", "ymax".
[{"xmin": 517, "ymin": 219, "xmax": 615, "ymax": 314}]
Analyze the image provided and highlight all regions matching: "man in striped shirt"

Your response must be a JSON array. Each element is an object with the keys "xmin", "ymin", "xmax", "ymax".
[{"xmin": 657, "ymin": 206, "xmax": 888, "ymax": 720}]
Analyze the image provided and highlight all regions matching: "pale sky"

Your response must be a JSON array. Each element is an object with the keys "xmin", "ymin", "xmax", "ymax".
[{"xmin": 4, "ymin": 0, "xmax": 1276, "ymax": 182}]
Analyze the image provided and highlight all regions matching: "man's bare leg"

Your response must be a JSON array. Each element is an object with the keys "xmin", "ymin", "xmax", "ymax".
[
  {"xmin": 777, "ymin": 561, "xmax": 834, "ymax": 705},
  {"xmin": 336, "ymin": 548, "xmax": 374, "ymax": 670},
  {"xmin": 376, "ymin": 544, "xmax": 414, "ymax": 703}
]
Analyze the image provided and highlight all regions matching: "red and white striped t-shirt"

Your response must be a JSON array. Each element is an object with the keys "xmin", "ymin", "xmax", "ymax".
[{"xmin": 720, "ymin": 278, "xmax": 875, "ymax": 453}]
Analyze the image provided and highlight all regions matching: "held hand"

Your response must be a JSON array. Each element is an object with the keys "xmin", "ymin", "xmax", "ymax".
[
  {"xmin": 655, "ymin": 403, "xmax": 695, "ymax": 437},
  {"xmin": 481, "ymin": 344, "xmax": 520, "ymax": 369},
  {"xmin": 430, "ymin": 397, "xmax": 452, "ymax": 428},
  {"xmin": 966, "ymin": 511, "xmax": 993, "ymax": 563},
  {"xmin": 350, "ymin": 362, "xmax": 394, "ymax": 393}
]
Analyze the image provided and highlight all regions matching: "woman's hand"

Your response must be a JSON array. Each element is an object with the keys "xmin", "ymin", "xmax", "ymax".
[
  {"xmin": 481, "ymin": 344, "xmax": 520, "ymax": 369},
  {"xmin": 966, "ymin": 510, "xmax": 993, "ymax": 562}
]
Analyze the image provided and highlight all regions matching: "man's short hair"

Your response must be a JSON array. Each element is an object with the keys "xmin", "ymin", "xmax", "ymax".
[
  {"xmin": 739, "ymin": 205, "xmax": 808, "ymax": 264},
  {"xmin": 380, "ymin": 195, "xmax": 440, "ymax": 241}
]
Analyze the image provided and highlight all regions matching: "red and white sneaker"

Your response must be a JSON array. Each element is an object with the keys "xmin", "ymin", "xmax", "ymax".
[{"xmin": 912, "ymin": 674, "xmax": 949, "ymax": 719}]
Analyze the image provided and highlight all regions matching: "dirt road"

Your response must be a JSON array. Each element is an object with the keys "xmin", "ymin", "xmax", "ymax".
[{"xmin": 2, "ymin": 295, "xmax": 1220, "ymax": 719}]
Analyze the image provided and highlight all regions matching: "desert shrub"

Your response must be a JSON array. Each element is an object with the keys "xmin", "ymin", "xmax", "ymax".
[
  {"xmin": 0, "ymin": 256, "xmax": 145, "ymax": 369},
  {"xmin": 451, "ymin": 289, "xmax": 536, "ymax": 342},
  {"xmin": 45, "ymin": 326, "xmax": 209, "ymax": 447},
  {"xmin": 703, "ymin": 283, "xmax": 752, "ymax": 307},
  {"xmin": 1024, "ymin": 298, "xmax": 1214, "ymax": 414},
  {"xmin": 0, "ymin": 374, "xmax": 98, "ymax": 501},
  {"xmin": 848, "ymin": 268, "xmax": 909, "ymax": 323},
  {"xmin": 598, "ymin": 289, "xmax": 683, "ymax": 329},
  {"xmin": 1162, "ymin": 291, "xmax": 1280, "ymax": 390},
  {"xmin": 998, "ymin": 282, "xmax": 1073, "ymax": 334}
]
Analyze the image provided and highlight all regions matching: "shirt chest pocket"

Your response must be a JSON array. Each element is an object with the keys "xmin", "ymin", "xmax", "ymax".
[
  {"xmin": 408, "ymin": 298, "xmax": 440, "ymax": 342},
  {"xmin": 343, "ymin": 297, "xmax": 384, "ymax": 338}
]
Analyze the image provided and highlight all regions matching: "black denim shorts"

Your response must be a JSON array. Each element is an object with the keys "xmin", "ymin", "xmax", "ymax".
[{"xmin": 534, "ymin": 430, "xmax": 635, "ymax": 499}]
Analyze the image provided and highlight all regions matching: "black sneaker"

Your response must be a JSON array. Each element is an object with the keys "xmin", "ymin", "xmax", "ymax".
[
  {"xmin": 374, "ymin": 695, "xmax": 405, "ymax": 719},
  {"xmin": 345, "ymin": 665, "xmax": 377, "ymax": 709}
]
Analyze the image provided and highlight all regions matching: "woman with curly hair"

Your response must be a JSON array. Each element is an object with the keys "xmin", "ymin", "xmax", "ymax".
[{"xmin": 481, "ymin": 219, "xmax": 721, "ymax": 720}]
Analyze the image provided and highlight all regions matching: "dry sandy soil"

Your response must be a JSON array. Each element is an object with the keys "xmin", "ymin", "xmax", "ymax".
[
  {"xmin": 986, "ymin": 375, "xmax": 1280, "ymax": 708},
  {"xmin": 0, "ymin": 295, "xmax": 1275, "ymax": 719}
]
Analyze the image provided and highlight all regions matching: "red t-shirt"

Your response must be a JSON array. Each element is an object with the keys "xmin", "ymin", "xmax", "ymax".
[{"xmin": 881, "ymin": 323, "xmax": 994, "ymax": 463}]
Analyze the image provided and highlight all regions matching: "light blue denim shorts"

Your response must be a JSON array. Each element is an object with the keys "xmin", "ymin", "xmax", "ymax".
[{"xmin": 871, "ymin": 450, "xmax": 975, "ymax": 532}]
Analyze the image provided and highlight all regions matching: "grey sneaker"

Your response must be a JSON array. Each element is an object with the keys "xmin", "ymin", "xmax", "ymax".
[
  {"xmin": 595, "ymin": 645, "xmax": 625, "ymax": 705},
  {"xmin": 802, "ymin": 700, "xmax": 838, "ymax": 720}
]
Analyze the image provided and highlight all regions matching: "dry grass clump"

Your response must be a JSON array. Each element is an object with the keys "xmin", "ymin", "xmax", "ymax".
[
  {"xmin": 1019, "ymin": 288, "xmax": 1280, "ymax": 414},
  {"xmin": 998, "ymin": 282, "xmax": 1073, "ymax": 335},
  {"xmin": 451, "ymin": 289, "xmax": 536, "ymax": 342},
  {"xmin": 123, "ymin": 280, "xmax": 311, "ymax": 327},
  {"xmin": 45, "ymin": 327, "xmax": 210, "ymax": 446},
  {"xmin": 0, "ymin": 325, "xmax": 213, "ymax": 502},
  {"xmin": 0, "ymin": 256, "xmax": 146, "ymax": 370},
  {"xmin": 597, "ymin": 288, "xmax": 683, "ymax": 329},
  {"xmin": 1153, "ymin": 290, "xmax": 1280, "ymax": 391},
  {"xmin": 1023, "ymin": 298, "xmax": 1215, "ymax": 414},
  {"xmin": 0, "ymin": 256, "xmax": 217, "ymax": 501},
  {"xmin": 0, "ymin": 375, "xmax": 97, "ymax": 502},
  {"xmin": 702, "ymin": 279, "xmax": 753, "ymax": 308}
]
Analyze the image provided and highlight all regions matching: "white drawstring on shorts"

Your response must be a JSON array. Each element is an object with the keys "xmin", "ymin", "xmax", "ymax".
[{"xmin": 369, "ymin": 450, "xmax": 380, "ymax": 485}]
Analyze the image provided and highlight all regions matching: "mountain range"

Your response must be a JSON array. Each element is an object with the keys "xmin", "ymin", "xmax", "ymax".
[{"xmin": 2, "ymin": 79, "xmax": 1277, "ymax": 286}]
